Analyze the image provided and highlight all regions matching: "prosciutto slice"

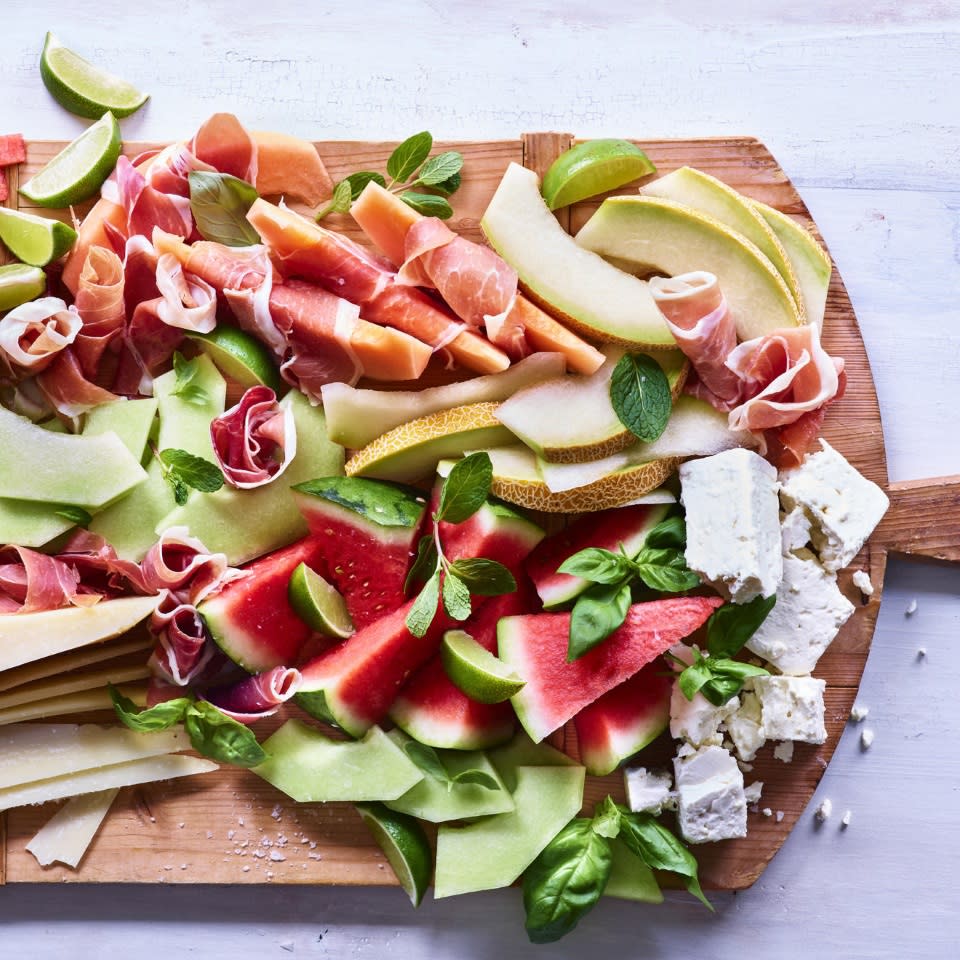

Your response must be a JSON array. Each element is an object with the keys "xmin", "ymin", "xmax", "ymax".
[
  {"xmin": 0, "ymin": 545, "xmax": 84, "ymax": 615},
  {"xmin": 649, "ymin": 272, "xmax": 742, "ymax": 410},
  {"xmin": 154, "ymin": 254, "xmax": 218, "ymax": 333},
  {"xmin": 139, "ymin": 526, "xmax": 236, "ymax": 605},
  {"xmin": 148, "ymin": 590, "xmax": 215, "ymax": 686},
  {"xmin": 73, "ymin": 247, "xmax": 126, "ymax": 377},
  {"xmin": 191, "ymin": 113, "xmax": 258, "ymax": 184},
  {"xmin": 112, "ymin": 298, "xmax": 184, "ymax": 396},
  {"xmin": 210, "ymin": 386, "xmax": 297, "ymax": 489},
  {"xmin": 110, "ymin": 155, "xmax": 193, "ymax": 240},
  {"xmin": 36, "ymin": 348, "xmax": 119, "ymax": 417},
  {"xmin": 0, "ymin": 297, "xmax": 81, "ymax": 373},
  {"xmin": 56, "ymin": 530, "xmax": 150, "ymax": 597},
  {"xmin": 202, "ymin": 667, "xmax": 302, "ymax": 723}
]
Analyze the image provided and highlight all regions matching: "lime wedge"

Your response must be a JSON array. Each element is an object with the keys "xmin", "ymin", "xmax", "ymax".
[
  {"xmin": 0, "ymin": 263, "xmax": 47, "ymax": 311},
  {"xmin": 541, "ymin": 139, "xmax": 657, "ymax": 211},
  {"xmin": 355, "ymin": 801, "xmax": 432, "ymax": 907},
  {"xmin": 40, "ymin": 32, "xmax": 148, "ymax": 120},
  {"xmin": 187, "ymin": 326, "xmax": 282, "ymax": 393},
  {"xmin": 19, "ymin": 112, "xmax": 122, "ymax": 208},
  {"xmin": 440, "ymin": 629, "xmax": 526, "ymax": 704},
  {"xmin": 0, "ymin": 207, "xmax": 77, "ymax": 266},
  {"xmin": 288, "ymin": 562, "xmax": 354, "ymax": 639}
]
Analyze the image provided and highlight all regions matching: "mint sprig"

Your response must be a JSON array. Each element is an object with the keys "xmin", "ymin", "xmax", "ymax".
[
  {"xmin": 609, "ymin": 353, "xmax": 672, "ymax": 443},
  {"xmin": 156, "ymin": 447, "xmax": 225, "ymax": 505},
  {"xmin": 170, "ymin": 352, "xmax": 208, "ymax": 406}
]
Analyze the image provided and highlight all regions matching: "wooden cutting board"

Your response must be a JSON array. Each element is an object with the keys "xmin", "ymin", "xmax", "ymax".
[{"xmin": 1, "ymin": 133, "xmax": 958, "ymax": 890}]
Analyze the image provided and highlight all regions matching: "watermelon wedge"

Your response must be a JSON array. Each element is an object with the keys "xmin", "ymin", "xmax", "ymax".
[
  {"xmin": 292, "ymin": 476, "xmax": 427, "ymax": 628},
  {"xmin": 199, "ymin": 536, "xmax": 326, "ymax": 672},
  {"xmin": 573, "ymin": 660, "xmax": 673, "ymax": 776},
  {"xmin": 525, "ymin": 503, "xmax": 671, "ymax": 609},
  {"xmin": 498, "ymin": 596, "xmax": 723, "ymax": 742}
]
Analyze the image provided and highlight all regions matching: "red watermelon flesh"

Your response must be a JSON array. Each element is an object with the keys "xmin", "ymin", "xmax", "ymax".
[
  {"xmin": 199, "ymin": 536, "xmax": 327, "ymax": 673},
  {"xmin": 498, "ymin": 596, "xmax": 723, "ymax": 743},
  {"xmin": 573, "ymin": 660, "xmax": 673, "ymax": 776},
  {"xmin": 526, "ymin": 503, "xmax": 671, "ymax": 609},
  {"xmin": 389, "ymin": 588, "xmax": 533, "ymax": 750}
]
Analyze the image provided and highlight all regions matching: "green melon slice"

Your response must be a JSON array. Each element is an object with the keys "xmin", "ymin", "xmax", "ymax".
[
  {"xmin": 83, "ymin": 397, "xmax": 159, "ymax": 461},
  {"xmin": 252, "ymin": 720, "xmax": 423, "ymax": 802},
  {"xmin": 575, "ymin": 195, "xmax": 802, "ymax": 340}
]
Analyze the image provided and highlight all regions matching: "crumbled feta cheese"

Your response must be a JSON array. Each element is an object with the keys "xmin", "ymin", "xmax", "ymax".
[
  {"xmin": 743, "ymin": 781, "xmax": 764, "ymax": 804},
  {"xmin": 746, "ymin": 549, "xmax": 854, "ymax": 675},
  {"xmin": 624, "ymin": 767, "xmax": 675, "ymax": 814},
  {"xmin": 773, "ymin": 741, "xmax": 794, "ymax": 763},
  {"xmin": 815, "ymin": 798, "xmax": 833, "ymax": 822},
  {"xmin": 680, "ymin": 449, "xmax": 783, "ymax": 603},
  {"xmin": 670, "ymin": 681, "xmax": 738, "ymax": 747},
  {"xmin": 726, "ymin": 691, "xmax": 766, "ymax": 762},
  {"xmin": 780, "ymin": 506, "xmax": 812, "ymax": 554},
  {"xmin": 762, "ymin": 807, "xmax": 773, "ymax": 817},
  {"xmin": 673, "ymin": 745, "xmax": 747, "ymax": 844},
  {"xmin": 852, "ymin": 569, "xmax": 874, "ymax": 597},
  {"xmin": 841, "ymin": 810, "xmax": 852, "ymax": 828},
  {"xmin": 778, "ymin": 440, "xmax": 889, "ymax": 573},
  {"xmin": 906, "ymin": 598, "xmax": 918, "ymax": 616},
  {"xmin": 860, "ymin": 728, "xmax": 875, "ymax": 749},
  {"xmin": 850, "ymin": 703, "xmax": 869, "ymax": 722},
  {"xmin": 753, "ymin": 675, "xmax": 827, "ymax": 744}
]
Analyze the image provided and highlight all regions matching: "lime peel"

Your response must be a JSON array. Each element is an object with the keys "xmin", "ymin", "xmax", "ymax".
[
  {"xmin": 541, "ymin": 139, "xmax": 657, "ymax": 211},
  {"xmin": 355, "ymin": 801, "xmax": 432, "ymax": 907},
  {"xmin": 441, "ymin": 629, "xmax": 526, "ymax": 704},
  {"xmin": 187, "ymin": 326, "xmax": 282, "ymax": 393},
  {"xmin": 288, "ymin": 562, "xmax": 354, "ymax": 639},
  {"xmin": 0, "ymin": 207, "xmax": 77, "ymax": 266}
]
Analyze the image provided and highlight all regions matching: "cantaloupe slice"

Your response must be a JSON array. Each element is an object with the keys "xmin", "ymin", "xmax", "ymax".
[{"xmin": 251, "ymin": 130, "xmax": 334, "ymax": 207}]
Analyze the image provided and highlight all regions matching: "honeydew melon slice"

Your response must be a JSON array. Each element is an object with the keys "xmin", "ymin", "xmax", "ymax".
[
  {"xmin": 641, "ymin": 166, "xmax": 803, "ymax": 313},
  {"xmin": 751, "ymin": 199, "xmax": 832, "ymax": 329},
  {"xmin": 0, "ymin": 500, "xmax": 77, "ymax": 549},
  {"xmin": 575, "ymin": 195, "xmax": 802, "ymax": 340},
  {"xmin": 481, "ymin": 162, "xmax": 675, "ymax": 348},
  {"xmin": 495, "ymin": 346, "xmax": 687, "ymax": 463},
  {"xmin": 321, "ymin": 352, "xmax": 566, "ymax": 450},
  {"xmin": 344, "ymin": 402, "xmax": 513, "ymax": 484},
  {"xmin": 83, "ymin": 397, "xmax": 159, "ymax": 460}
]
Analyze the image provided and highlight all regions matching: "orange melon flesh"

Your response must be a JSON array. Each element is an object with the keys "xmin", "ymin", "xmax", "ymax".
[
  {"xmin": 352, "ymin": 181, "xmax": 605, "ymax": 375},
  {"xmin": 251, "ymin": 130, "xmax": 334, "ymax": 207}
]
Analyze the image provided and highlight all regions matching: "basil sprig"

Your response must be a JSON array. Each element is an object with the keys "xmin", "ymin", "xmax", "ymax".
[
  {"xmin": 523, "ymin": 796, "xmax": 710, "ymax": 944},
  {"xmin": 557, "ymin": 514, "xmax": 700, "ymax": 661},
  {"xmin": 109, "ymin": 685, "xmax": 266, "ymax": 767},
  {"xmin": 609, "ymin": 352, "xmax": 672, "ymax": 443},
  {"xmin": 404, "ymin": 453, "xmax": 516, "ymax": 638},
  {"xmin": 188, "ymin": 171, "xmax": 261, "ymax": 247}
]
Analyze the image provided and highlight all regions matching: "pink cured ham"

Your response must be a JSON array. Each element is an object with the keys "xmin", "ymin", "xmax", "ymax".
[
  {"xmin": 139, "ymin": 526, "xmax": 236, "ymax": 605},
  {"xmin": 210, "ymin": 386, "xmax": 297, "ymax": 489},
  {"xmin": 36, "ymin": 348, "xmax": 119, "ymax": 417},
  {"xmin": 154, "ymin": 254, "xmax": 218, "ymax": 333},
  {"xmin": 191, "ymin": 113, "xmax": 258, "ymax": 185},
  {"xmin": 649, "ymin": 272, "xmax": 742, "ymax": 410},
  {"xmin": 0, "ymin": 297, "xmax": 81, "ymax": 374},
  {"xmin": 110, "ymin": 156, "xmax": 193, "ymax": 240},
  {"xmin": 56, "ymin": 530, "xmax": 150, "ymax": 597},
  {"xmin": 112, "ymin": 298, "xmax": 185, "ymax": 396},
  {"xmin": 203, "ymin": 666, "xmax": 302, "ymax": 723},
  {"xmin": 73, "ymin": 247, "xmax": 126, "ymax": 377},
  {"xmin": 0, "ymin": 545, "xmax": 85, "ymax": 615},
  {"xmin": 148, "ymin": 590, "xmax": 215, "ymax": 686},
  {"xmin": 397, "ymin": 216, "xmax": 518, "ymax": 331}
]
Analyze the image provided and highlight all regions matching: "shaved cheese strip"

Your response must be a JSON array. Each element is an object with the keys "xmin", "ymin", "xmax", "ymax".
[
  {"xmin": 0, "ymin": 722, "xmax": 187, "ymax": 789},
  {"xmin": 0, "ymin": 683, "xmax": 147, "ymax": 727},
  {"xmin": 0, "ymin": 753, "xmax": 217, "ymax": 811},
  {"xmin": 26, "ymin": 788, "xmax": 119, "ymax": 868},
  {"xmin": 0, "ymin": 297, "xmax": 82, "ymax": 372},
  {"xmin": 0, "ymin": 663, "xmax": 150, "ymax": 711}
]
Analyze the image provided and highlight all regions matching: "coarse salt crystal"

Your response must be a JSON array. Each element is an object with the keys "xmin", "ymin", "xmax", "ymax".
[
  {"xmin": 906, "ymin": 599, "xmax": 918, "ymax": 615},
  {"xmin": 762, "ymin": 808, "xmax": 773, "ymax": 817},
  {"xmin": 861, "ymin": 728, "xmax": 875, "ymax": 749},
  {"xmin": 775, "ymin": 810, "xmax": 784, "ymax": 822},
  {"xmin": 815, "ymin": 798, "xmax": 832, "ymax": 822},
  {"xmin": 841, "ymin": 810, "xmax": 852, "ymax": 828},
  {"xmin": 850, "ymin": 704, "xmax": 869, "ymax": 722}
]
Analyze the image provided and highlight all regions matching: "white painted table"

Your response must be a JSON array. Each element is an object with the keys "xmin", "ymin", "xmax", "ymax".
[{"xmin": 1, "ymin": 4, "xmax": 958, "ymax": 957}]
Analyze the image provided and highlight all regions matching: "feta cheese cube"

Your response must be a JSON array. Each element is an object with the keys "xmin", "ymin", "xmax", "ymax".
[
  {"xmin": 778, "ymin": 440, "xmax": 889, "ymax": 573},
  {"xmin": 746, "ymin": 549, "xmax": 855, "ymax": 675},
  {"xmin": 669, "ymin": 682, "xmax": 738, "ymax": 747},
  {"xmin": 624, "ymin": 767, "xmax": 675, "ymax": 814},
  {"xmin": 680, "ymin": 449, "xmax": 783, "ymax": 603},
  {"xmin": 753, "ymin": 675, "xmax": 827, "ymax": 744},
  {"xmin": 673, "ymin": 745, "xmax": 747, "ymax": 844},
  {"xmin": 726, "ymin": 690, "xmax": 766, "ymax": 762},
  {"xmin": 852, "ymin": 569, "xmax": 874, "ymax": 597},
  {"xmin": 773, "ymin": 741, "xmax": 794, "ymax": 763},
  {"xmin": 743, "ymin": 780, "xmax": 764, "ymax": 804},
  {"xmin": 781, "ymin": 506, "xmax": 812, "ymax": 554}
]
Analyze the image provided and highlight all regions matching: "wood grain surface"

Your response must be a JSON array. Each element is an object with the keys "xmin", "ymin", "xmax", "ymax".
[{"xmin": 0, "ymin": 131, "xmax": 951, "ymax": 893}]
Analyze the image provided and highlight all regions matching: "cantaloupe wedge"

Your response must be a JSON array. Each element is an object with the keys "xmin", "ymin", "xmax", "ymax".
[
  {"xmin": 352, "ymin": 181, "xmax": 605, "ymax": 375},
  {"xmin": 251, "ymin": 130, "xmax": 334, "ymax": 206}
]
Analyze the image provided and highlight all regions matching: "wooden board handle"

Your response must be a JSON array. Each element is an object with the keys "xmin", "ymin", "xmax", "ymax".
[{"xmin": 877, "ymin": 476, "xmax": 960, "ymax": 564}]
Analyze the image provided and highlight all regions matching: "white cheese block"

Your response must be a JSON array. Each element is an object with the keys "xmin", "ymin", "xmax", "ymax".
[
  {"xmin": 0, "ymin": 723, "xmax": 188, "ymax": 789},
  {"xmin": 726, "ymin": 690, "xmax": 766, "ymax": 762},
  {"xmin": 0, "ymin": 663, "xmax": 150, "ymax": 711},
  {"xmin": 0, "ymin": 684, "xmax": 147, "ymax": 726},
  {"xmin": 779, "ymin": 439, "xmax": 889, "ymax": 573},
  {"xmin": 780, "ymin": 506, "xmax": 812, "ymax": 554},
  {"xmin": 26, "ymin": 788, "xmax": 119, "ymax": 868},
  {"xmin": 669, "ymin": 683, "xmax": 738, "ymax": 747},
  {"xmin": 624, "ymin": 767, "xmax": 675, "ymax": 814},
  {"xmin": 0, "ymin": 754, "xmax": 217, "ymax": 811},
  {"xmin": 673, "ymin": 745, "xmax": 747, "ymax": 844},
  {"xmin": 743, "ymin": 780, "xmax": 764, "ymax": 804},
  {"xmin": 746, "ymin": 548, "xmax": 855, "ymax": 675},
  {"xmin": 753, "ymin": 675, "xmax": 827, "ymax": 744},
  {"xmin": 680, "ymin": 448, "xmax": 782, "ymax": 603}
]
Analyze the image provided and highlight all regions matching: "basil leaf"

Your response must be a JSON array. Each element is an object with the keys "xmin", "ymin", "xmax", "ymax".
[
  {"xmin": 406, "ymin": 569, "xmax": 441, "ymax": 638},
  {"xmin": 344, "ymin": 171, "xmax": 387, "ymax": 200},
  {"xmin": 436, "ymin": 452, "xmax": 492, "ymax": 524},
  {"xmin": 710, "ymin": 659, "xmax": 770, "ymax": 681},
  {"xmin": 706, "ymin": 594, "xmax": 777, "ymax": 659},
  {"xmin": 315, "ymin": 178, "xmax": 353, "ymax": 221},
  {"xmin": 109, "ymin": 684, "xmax": 191, "ymax": 732},
  {"xmin": 442, "ymin": 571, "xmax": 472, "ymax": 621},
  {"xmin": 170, "ymin": 352, "xmax": 207, "ymax": 406},
  {"xmin": 700, "ymin": 675, "xmax": 744, "ymax": 706},
  {"xmin": 644, "ymin": 514, "xmax": 687, "ymax": 550},
  {"xmin": 387, "ymin": 131, "xmax": 433, "ymax": 183},
  {"xmin": 447, "ymin": 557, "xmax": 516, "ymax": 596},
  {"xmin": 616, "ymin": 809, "xmax": 712, "ymax": 911},
  {"xmin": 400, "ymin": 192, "xmax": 454, "ymax": 219},
  {"xmin": 677, "ymin": 652, "xmax": 714, "ymax": 701},
  {"xmin": 184, "ymin": 701, "xmax": 266, "ymax": 767},
  {"xmin": 403, "ymin": 741, "xmax": 451, "ymax": 785},
  {"xmin": 427, "ymin": 170, "xmax": 462, "ymax": 197},
  {"xmin": 405, "ymin": 535, "xmax": 439, "ymax": 593},
  {"xmin": 609, "ymin": 353, "xmax": 672, "ymax": 443},
  {"xmin": 54, "ymin": 504, "xmax": 93, "ymax": 528},
  {"xmin": 557, "ymin": 546, "xmax": 633, "ymax": 585},
  {"xmin": 188, "ymin": 171, "xmax": 261, "ymax": 247},
  {"xmin": 567, "ymin": 579, "xmax": 631, "ymax": 661},
  {"xmin": 450, "ymin": 769, "xmax": 501, "ymax": 791},
  {"xmin": 632, "ymin": 546, "xmax": 701, "ymax": 593},
  {"xmin": 159, "ymin": 449, "xmax": 225, "ymax": 495},
  {"xmin": 415, "ymin": 151, "xmax": 463, "ymax": 187},
  {"xmin": 522, "ymin": 818, "xmax": 613, "ymax": 944},
  {"xmin": 591, "ymin": 796, "xmax": 622, "ymax": 839}
]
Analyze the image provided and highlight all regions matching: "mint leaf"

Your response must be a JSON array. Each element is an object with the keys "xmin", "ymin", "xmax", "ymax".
[
  {"xmin": 644, "ymin": 514, "xmax": 686, "ymax": 550},
  {"xmin": 184, "ymin": 701, "xmax": 266, "ymax": 767},
  {"xmin": 406, "ymin": 569, "xmax": 440, "ymax": 638},
  {"xmin": 344, "ymin": 171, "xmax": 386, "ymax": 199},
  {"xmin": 450, "ymin": 769, "xmax": 500, "ymax": 791},
  {"xmin": 447, "ymin": 557, "xmax": 515, "ymax": 596},
  {"xmin": 567, "ymin": 579, "xmax": 632, "ymax": 661},
  {"xmin": 427, "ymin": 170, "xmax": 462, "ymax": 197},
  {"xmin": 706, "ymin": 594, "xmax": 777, "ymax": 659},
  {"xmin": 415, "ymin": 151, "xmax": 463, "ymax": 187},
  {"xmin": 405, "ymin": 535, "xmax": 439, "ymax": 593},
  {"xmin": 591, "ymin": 796, "xmax": 622, "ymax": 838},
  {"xmin": 188, "ymin": 171, "xmax": 260, "ymax": 247},
  {"xmin": 170, "ymin": 352, "xmax": 207, "ymax": 406},
  {"xmin": 400, "ymin": 192, "xmax": 453, "ymax": 219},
  {"xmin": 403, "ymin": 740, "xmax": 451, "ymax": 785},
  {"xmin": 558, "ymin": 546, "xmax": 633, "ymax": 585},
  {"xmin": 159, "ymin": 449, "xmax": 225, "ymax": 499},
  {"xmin": 632, "ymin": 546, "xmax": 700, "ymax": 593},
  {"xmin": 441, "ymin": 571, "xmax": 472, "ymax": 621},
  {"xmin": 387, "ymin": 131, "xmax": 433, "ymax": 183},
  {"xmin": 315, "ymin": 178, "xmax": 353, "ymax": 221},
  {"xmin": 109, "ymin": 683, "xmax": 191, "ymax": 732},
  {"xmin": 610, "ymin": 353, "xmax": 672, "ymax": 443},
  {"xmin": 436, "ymin": 452, "xmax": 492, "ymax": 525},
  {"xmin": 54, "ymin": 504, "xmax": 93, "ymax": 528}
]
